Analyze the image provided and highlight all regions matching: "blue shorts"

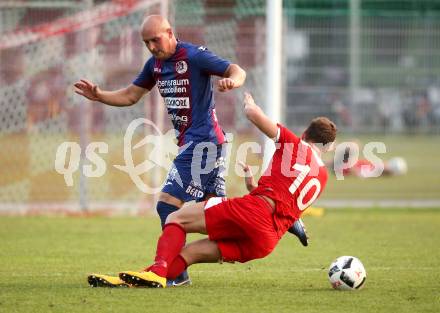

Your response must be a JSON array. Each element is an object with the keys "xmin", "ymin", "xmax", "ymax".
[{"xmin": 162, "ymin": 143, "xmax": 227, "ymax": 202}]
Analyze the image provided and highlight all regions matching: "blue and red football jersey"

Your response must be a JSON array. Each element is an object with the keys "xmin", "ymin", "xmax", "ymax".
[{"xmin": 133, "ymin": 41, "xmax": 230, "ymax": 146}]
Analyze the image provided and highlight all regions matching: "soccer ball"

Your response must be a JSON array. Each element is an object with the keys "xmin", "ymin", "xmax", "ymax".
[
  {"xmin": 387, "ymin": 157, "xmax": 408, "ymax": 176},
  {"xmin": 328, "ymin": 256, "xmax": 366, "ymax": 290}
]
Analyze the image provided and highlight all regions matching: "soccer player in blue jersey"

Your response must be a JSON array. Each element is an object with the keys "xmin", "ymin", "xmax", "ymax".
[
  {"xmin": 76, "ymin": 15, "xmax": 308, "ymax": 288},
  {"xmin": 75, "ymin": 15, "xmax": 245, "ymax": 287}
]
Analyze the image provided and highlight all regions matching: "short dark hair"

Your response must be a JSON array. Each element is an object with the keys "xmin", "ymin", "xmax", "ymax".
[{"xmin": 303, "ymin": 117, "xmax": 337, "ymax": 145}]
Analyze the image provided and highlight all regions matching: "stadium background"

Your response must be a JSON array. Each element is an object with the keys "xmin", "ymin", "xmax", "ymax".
[
  {"xmin": 0, "ymin": 0, "xmax": 439, "ymax": 214},
  {"xmin": 1, "ymin": 2, "xmax": 439, "ymax": 313}
]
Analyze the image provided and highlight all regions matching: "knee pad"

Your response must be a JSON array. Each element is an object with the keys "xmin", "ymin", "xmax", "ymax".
[{"xmin": 156, "ymin": 201, "xmax": 180, "ymax": 228}]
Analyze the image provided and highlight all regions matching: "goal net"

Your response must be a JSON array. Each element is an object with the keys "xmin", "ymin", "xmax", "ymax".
[{"xmin": 0, "ymin": 0, "xmax": 266, "ymax": 214}]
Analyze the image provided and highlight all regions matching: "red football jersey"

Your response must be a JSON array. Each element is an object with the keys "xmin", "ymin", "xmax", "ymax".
[{"xmin": 250, "ymin": 124, "xmax": 328, "ymax": 236}]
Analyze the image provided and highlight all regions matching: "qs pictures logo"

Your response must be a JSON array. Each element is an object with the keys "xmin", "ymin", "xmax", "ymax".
[{"xmin": 54, "ymin": 118, "xmax": 181, "ymax": 194}]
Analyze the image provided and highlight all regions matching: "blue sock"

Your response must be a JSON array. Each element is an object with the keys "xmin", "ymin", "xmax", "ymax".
[{"xmin": 156, "ymin": 201, "xmax": 180, "ymax": 229}]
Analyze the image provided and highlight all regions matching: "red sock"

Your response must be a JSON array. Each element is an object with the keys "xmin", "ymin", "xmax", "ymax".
[
  {"xmin": 149, "ymin": 223, "xmax": 186, "ymax": 277},
  {"xmin": 167, "ymin": 255, "xmax": 188, "ymax": 280}
]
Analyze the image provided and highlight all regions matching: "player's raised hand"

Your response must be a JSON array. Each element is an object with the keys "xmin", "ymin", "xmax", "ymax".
[
  {"xmin": 217, "ymin": 78, "xmax": 235, "ymax": 92},
  {"xmin": 243, "ymin": 91, "xmax": 278, "ymax": 139},
  {"xmin": 74, "ymin": 79, "xmax": 101, "ymax": 101},
  {"xmin": 238, "ymin": 161, "xmax": 253, "ymax": 177},
  {"xmin": 238, "ymin": 161, "xmax": 257, "ymax": 192},
  {"xmin": 243, "ymin": 91, "xmax": 261, "ymax": 115}
]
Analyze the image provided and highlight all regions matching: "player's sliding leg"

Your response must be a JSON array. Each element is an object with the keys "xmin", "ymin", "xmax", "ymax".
[
  {"xmin": 119, "ymin": 239, "xmax": 220, "ymax": 288},
  {"xmin": 87, "ymin": 274, "xmax": 129, "ymax": 287},
  {"xmin": 156, "ymin": 200, "xmax": 192, "ymax": 286},
  {"xmin": 118, "ymin": 270, "xmax": 167, "ymax": 288},
  {"xmin": 117, "ymin": 255, "xmax": 188, "ymax": 288},
  {"xmin": 87, "ymin": 257, "xmax": 189, "ymax": 288},
  {"xmin": 119, "ymin": 222, "xmax": 187, "ymax": 288},
  {"xmin": 287, "ymin": 218, "xmax": 309, "ymax": 246},
  {"xmin": 155, "ymin": 192, "xmax": 193, "ymax": 286},
  {"xmin": 179, "ymin": 238, "xmax": 221, "ymax": 265},
  {"xmin": 119, "ymin": 202, "xmax": 208, "ymax": 288},
  {"xmin": 167, "ymin": 268, "xmax": 191, "ymax": 287},
  {"xmin": 166, "ymin": 238, "xmax": 221, "ymax": 282}
]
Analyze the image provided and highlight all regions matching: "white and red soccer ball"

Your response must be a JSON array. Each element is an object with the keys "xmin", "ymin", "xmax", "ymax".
[{"xmin": 328, "ymin": 256, "xmax": 367, "ymax": 290}]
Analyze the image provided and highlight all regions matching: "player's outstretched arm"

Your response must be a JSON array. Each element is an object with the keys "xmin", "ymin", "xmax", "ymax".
[
  {"xmin": 74, "ymin": 79, "xmax": 148, "ymax": 107},
  {"xmin": 217, "ymin": 64, "xmax": 246, "ymax": 92},
  {"xmin": 238, "ymin": 161, "xmax": 257, "ymax": 192},
  {"xmin": 243, "ymin": 92, "xmax": 278, "ymax": 139}
]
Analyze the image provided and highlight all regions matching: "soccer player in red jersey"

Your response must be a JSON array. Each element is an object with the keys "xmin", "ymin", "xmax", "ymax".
[
  {"xmin": 118, "ymin": 92, "xmax": 337, "ymax": 288},
  {"xmin": 238, "ymin": 160, "xmax": 310, "ymax": 246}
]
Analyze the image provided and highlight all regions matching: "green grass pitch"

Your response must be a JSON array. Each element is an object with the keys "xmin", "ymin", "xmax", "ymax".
[{"xmin": 1, "ymin": 209, "xmax": 439, "ymax": 313}]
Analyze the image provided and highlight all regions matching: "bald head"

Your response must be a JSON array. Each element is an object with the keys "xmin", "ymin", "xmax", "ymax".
[
  {"xmin": 141, "ymin": 15, "xmax": 171, "ymax": 35},
  {"xmin": 141, "ymin": 15, "xmax": 177, "ymax": 60}
]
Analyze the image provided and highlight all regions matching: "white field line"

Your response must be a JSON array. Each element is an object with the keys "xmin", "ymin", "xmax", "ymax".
[
  {"xmin": 317, "ymin": 199, "xmax": 440, "ymax": 208},
  {"xmin": 0, "ymin": 200, "xmax": 440, "ymax": 215}
]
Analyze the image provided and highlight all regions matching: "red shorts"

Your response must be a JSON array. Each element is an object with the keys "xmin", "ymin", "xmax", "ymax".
[{"xmin": 204, "ymin": 194, "xmax": 280, "ymax": 263}]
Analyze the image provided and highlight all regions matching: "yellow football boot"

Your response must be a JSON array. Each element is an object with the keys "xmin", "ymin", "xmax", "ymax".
[
  {"xmin": 88, "ymin": 274, "xmax": 129, "ymax": 288},
  {"xmin": 119, "ymin": 271, "xmax": 166, "ymax": 288}
]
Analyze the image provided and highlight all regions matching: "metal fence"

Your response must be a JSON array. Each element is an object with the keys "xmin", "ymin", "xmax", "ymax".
[
  {"xmin": 0, "ymin": 0, "xmax": 439, "ymax": 213},
  {"xmin": 0, "ymin": 0, "xmax": 265, "ymax": 212},
  {"xmin": 284, "ymin": 0, "xmax": 440, "ymax": 133}
]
